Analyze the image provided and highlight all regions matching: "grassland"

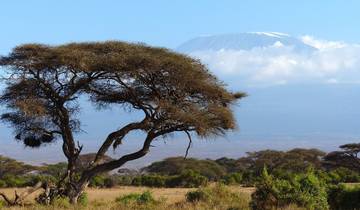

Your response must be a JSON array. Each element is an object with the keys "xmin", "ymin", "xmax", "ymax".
[{"xmin": 0, "ymin": 185, "xmax": 256, "ymax": 210}]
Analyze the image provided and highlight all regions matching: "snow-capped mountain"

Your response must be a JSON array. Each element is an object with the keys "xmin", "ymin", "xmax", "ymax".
[
  {"xmin": 174, "ymin": 32, "xmax": 360, "ymax": 148},
  {"xmin": 177, "ymin": 32, "xmax": 316, "ymax": 53}
]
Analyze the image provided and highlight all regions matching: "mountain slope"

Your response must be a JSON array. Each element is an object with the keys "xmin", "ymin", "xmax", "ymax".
[{"xmin": 177, "ymin": 32, "xmax": 316, "ymax": 53}]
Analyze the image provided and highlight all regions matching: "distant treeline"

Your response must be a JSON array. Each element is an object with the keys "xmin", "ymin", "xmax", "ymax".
[
  {"xmin": 0, "ymin": 145, "xmax": 359, "ymax": 189},
  {"xmin": 2, "ymin": 145, "xmax": 360, "ymax": 209}
]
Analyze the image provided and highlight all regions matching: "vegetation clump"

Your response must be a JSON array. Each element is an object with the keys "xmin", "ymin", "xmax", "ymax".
[
  {"xmin": 251, "ymin": 167, "xmax": 329, "ymax": 210},
  {"xmin": 185, "ymin": 184, "xmax": 250, "ymax": 210},
  {"xmin": 327, "ymin": 184, "xmax": 360, "ymax": 210}
]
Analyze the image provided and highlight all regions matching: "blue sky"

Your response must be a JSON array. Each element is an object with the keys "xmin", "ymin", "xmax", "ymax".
[
  {"xmin": 2, "ymin": 1, "xmax": 360, "ymax": 164},
  {"xmin": 1, "ymin": 0, "xmax": 360, "ymax": 54}
]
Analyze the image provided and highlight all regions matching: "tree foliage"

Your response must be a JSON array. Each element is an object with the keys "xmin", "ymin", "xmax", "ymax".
[
  {"xmin": 0, "ymin": 41, "xmax": 244, "ymax": 203},
  {"xmin": 323, "ymin": 143, "xmax": 360, "ymax": 172}
]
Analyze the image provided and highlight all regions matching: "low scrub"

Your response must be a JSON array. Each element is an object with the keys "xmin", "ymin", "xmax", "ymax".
[
  {"xmin": 115, "ymin": 191, "xmax": 162, "ymax": 210},
  {"xmin": 327, "ymin": 184, "xmax": 360, "ymax": 210},
  {"xmin": 250, "ymin": 167, "xmax": 329, "ymax": 210},
  {"xmin": 185, "ymin": 184, "xmax": 250, "ymax": 210}
]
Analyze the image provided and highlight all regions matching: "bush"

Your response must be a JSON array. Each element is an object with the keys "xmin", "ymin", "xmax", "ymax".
[
  {"xmin": 0, "ymin": 200, "xmax": 5, "ymax": 209},
  {"xmin": 89, "ymin": 175, "xmax": 106, "ymax": 188},
  {"xmin": 296, "ymin": 172, "xmax": 328, "ymax": 209},
  {"xmin": 250, "ymin": 167, "xmax": 329, "ymax": 210},
  {"xmin": 1, "ymin": 175, "xmax": 28, "ymax": 187},
  {"xmin": 78, "ymin": 192, "xmax": 88, "ymax": 206},
  {"xmin": 241, "ymin": 170, "xmax": 259, "ymax": 187},
  {"xmin": 0, "ymin": 175, "xmax": 57, "ymax": 188},
  {"xmin": 222, "ymin": 172, "xmax": 243, "ymax": 185},
  {"xmin": 327, "ymin": 184, "xmax": 360, "ymax": 210},
  {"xmin": 52, "ymin": 197, "xmax": 71, "ymax": 208},
  {"xmin": 186, "ymin": 190, "xmax": 210, "ymax": 202},
  {"xmin": 116, "ymin": 175, "xmax": 134, "ymax": 186},
  {"xmin": 330, "ymin": 168, "xmax": 360, "ymax": 183},
  {"xmin": 116, "ymin": 191, "xmax": 157, "ymax": 205},
  {"xmin": 104, "ymin": 177, "xmax": 116, "ymax": 188},
  {"xmin": 185, "ymin": 184, "xmax": 250, "ymax": 209},
  {"xmin": 27, "ymin": 175, "xmax": 57, "ymax": 186},
  {"xmin": 167, "ymin": 170, "xmax": 208, "ymax": 188},
  {"xmin": 0, "ymin": 180, "xmax": 7, "ymax": 188}
]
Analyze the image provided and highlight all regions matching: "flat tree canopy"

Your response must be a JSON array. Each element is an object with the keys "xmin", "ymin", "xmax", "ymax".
[{"xmin": 0, "ymin": 41, "xmax": 245, "ymax": 203}]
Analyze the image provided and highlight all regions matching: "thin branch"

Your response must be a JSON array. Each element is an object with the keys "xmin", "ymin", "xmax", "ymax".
[
  {"xmin": 0, "ymin": 192, "xmax": 14, "ymax": 205},
  {"xmin": 184, "ymin": 131, "xmax": 192, "ymax": 159},
  {"xmin": 75, "ymin": 141, "xmax": 83, "ymax": 157},
  {"xmin": 0, "ymin": 182, "xmax": 43, "ymax": 206}
]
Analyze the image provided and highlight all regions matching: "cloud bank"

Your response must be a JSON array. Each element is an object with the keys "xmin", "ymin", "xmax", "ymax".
[{"xmin": 188, "ymin": 36, "xmax": 360, "ymax": 86}]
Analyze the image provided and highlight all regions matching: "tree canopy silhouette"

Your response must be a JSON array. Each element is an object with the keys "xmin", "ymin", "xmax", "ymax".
[
  {"xmin": 323, "ymin": 143, "xmax": 360, "ymax": 171},
  {"xmin": 0, "ymin": 41, "xmax": 245, "ymax": 203}
]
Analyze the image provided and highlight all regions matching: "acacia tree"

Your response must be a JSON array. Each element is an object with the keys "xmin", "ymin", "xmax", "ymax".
[
  {"xmin": 0, "ymin": 41, "xmax": 245, "ymax": 204},
  {"xmin": 323, "ymin": 143, "xmax": 360, "ymax": 171}
]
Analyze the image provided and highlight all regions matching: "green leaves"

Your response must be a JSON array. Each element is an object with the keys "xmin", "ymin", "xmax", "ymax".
[{"xmin": 251, "ymin": 169, "xmax": 329, "ymax": 210}]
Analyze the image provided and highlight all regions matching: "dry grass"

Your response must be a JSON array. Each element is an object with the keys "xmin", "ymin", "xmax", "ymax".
[
  {"xmin": 0, "ymin": 185, "xmax": 255, "ymax": 209},
  {"xmin": 86, "ymin": 186, "xmax": 196, "ymax": 204},
  {"xmin": 87, "ymin": 185, "xmax": 255, "ymax": 203}
]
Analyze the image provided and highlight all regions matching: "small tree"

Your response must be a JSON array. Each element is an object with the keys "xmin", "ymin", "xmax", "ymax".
[{"xmin": 0, "ymin": 41, "xmax": 245, "ymax": 204}]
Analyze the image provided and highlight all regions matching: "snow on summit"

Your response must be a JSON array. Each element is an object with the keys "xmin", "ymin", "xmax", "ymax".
[{"xmin": 177, "ymin": 32, "xmax": 315, "ymax": 53}]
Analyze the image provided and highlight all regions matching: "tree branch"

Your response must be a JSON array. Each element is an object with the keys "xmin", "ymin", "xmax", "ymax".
[
  {"xmin": 0, "ymin": 182, "xmax": 43, "ymax": 206},
  {"xmin": 93, "ymin": 118, "xmax": 149, "ymax": 165},
  {"xmin": 80, "ymin": 131, "xmax": 157, "ymax": 183},
  {"xmin": 184, "ymin": 130, "xmax": 192, "ymax": 159}
]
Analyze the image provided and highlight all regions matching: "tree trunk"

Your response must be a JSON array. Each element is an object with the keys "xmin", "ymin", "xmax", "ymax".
[
  {"xmin": 69, "ymin": 194, "xmax": 80, "ymax": 204},
  {"xmin": 67, "ymin": 180, "xmax": 89, "ymax": 204}
]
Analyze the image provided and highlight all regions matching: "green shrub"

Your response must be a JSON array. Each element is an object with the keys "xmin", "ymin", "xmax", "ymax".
[
  {"xmin": 186, "ymin": 190, "xmax": 210, "ymax": 202},
  {"xmin": 104, "ymin": 177, "xmax": 116, "ymax": 188},
  {"xmin": 2, "ymin": 175, "xmax": 28, "ymax": 187},
  {"xmin": 222, "ymin": 172, "xmax": 243, "ymax": 185},
  {"xmin": 116, "ymin": 191, "xmax": 157, "ymax": 205},
  {"xmin": 116, "ymin": 175, "xmax": 134, "ymax": 186},
  {"xmin": 0, "ymin": 200, "xmax": 6, "ymax": 209},
  {"xmin": 89, "ymin": 175, "xmax": 106, "ymax": 188},
  {"xmin": 0, "ymin": 180, "xmax": 7, "ymax": 188},
  {"xmin": 327, "ymin": 184, "xmax": 360, "ymax": 210},
  {"xmin": 250, "ymin": 167, "xmax": 329, "ymax": 210},
  {"xmin": 52, "ymin": 197, "xmax": 71, "ymax": 208},
  {"xmin": 78, "ymin": 192, "xmax": 88, "ymax": 206},
  {"xmin": 241, "ymin": 170, "xmax": 259, "ymax": 187},
  {"xmin": 330, "ymin": 168, "xmax": 360, "ymax": 183},
  {"xmin": 27, "ymin": 175, "xmax": 57, "ymax": 186},
  {"xmin": 185, "ymin": 184, "xmax": 250, "ymax": 209}
]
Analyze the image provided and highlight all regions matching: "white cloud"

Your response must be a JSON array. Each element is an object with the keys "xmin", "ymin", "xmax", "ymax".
[
  {"xmin": 188, "ymin": 36, "xmax": 360, "ymax": 86},
  {"xmin": 300, "ymin": 35, "xmax": 347, "ymax": 50}
]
